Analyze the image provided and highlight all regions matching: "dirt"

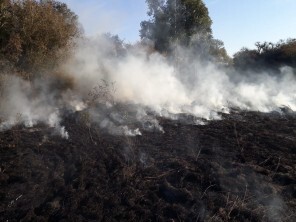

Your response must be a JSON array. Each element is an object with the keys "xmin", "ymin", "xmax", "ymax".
[{"xmin": 0, "ymin": 109, "xmax": 296, "ymax": 221}]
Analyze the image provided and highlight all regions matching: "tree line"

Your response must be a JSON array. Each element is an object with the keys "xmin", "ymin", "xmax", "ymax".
[
  {"xmin": 140, "ymin": 0, "xmax": 296, "ymax": 73},
  {"xmin": 233, "ymin": 39, "xmax": 296, "ymax": 72},
  {"xmin": 0, "ymin": 0, "xmax": 295, "ymax": 80}
]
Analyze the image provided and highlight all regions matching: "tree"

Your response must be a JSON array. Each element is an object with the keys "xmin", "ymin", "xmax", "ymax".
[
  {"xmin": 141, "ymin": 0, "xmax": 212, "ymax": 53},
  {"xmin": 233, "ymin": 48, "xmax": 259, "ymax": 70},
  {"xmin": 140, "ymin": 0, "xmax": 229, "ymax": 62},
  {"xmin": 0, "ymin": 0, "xmax": 80, "ymax": 77},
  {"xmin": 103, "ymin": 33, "xmax": 127, "ymax": 57}
]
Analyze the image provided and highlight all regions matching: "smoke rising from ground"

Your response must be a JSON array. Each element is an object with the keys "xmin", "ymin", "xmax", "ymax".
[
  {"xmin": 66, "ymin": 36, "xmax": 296, "ymax": 116},
  {"xmin": 0, "ymin": 75, "xmax": 74, "ymax": 138},
  {"xmin": 0, "ymin": 35, "xmax": 296, "ymax": 137},
  {"xmin": 0, "ymin": 34, "xmax": 293, "ymax": 220}
]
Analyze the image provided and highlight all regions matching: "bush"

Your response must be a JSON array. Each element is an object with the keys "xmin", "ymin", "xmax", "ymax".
[
  {"xmin": 233, "ymin": 39, "xmax": 296, "ymax": 72},
  {"xmin": 0, "ymin": 0, "xmax": 80, "ymax": 78}
]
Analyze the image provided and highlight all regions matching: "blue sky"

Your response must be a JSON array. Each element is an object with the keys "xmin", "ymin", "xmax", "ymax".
[{"xmin": 64, "ymin": 0, "xmax": 296, "ymax": 56}]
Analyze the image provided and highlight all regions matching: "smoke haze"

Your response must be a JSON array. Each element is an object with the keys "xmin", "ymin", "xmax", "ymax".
[
  {"xmin": 67, "ymin": 36, "xmax": 296, "ymax": 116},
  {"xmin": 0, "ymin": 35, "xmax": 295, "ymax": 137}
]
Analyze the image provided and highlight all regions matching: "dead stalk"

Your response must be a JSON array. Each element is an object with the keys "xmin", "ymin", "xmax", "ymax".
[
  {"xmin": 259, "ymin": 156, "xmax": 272, "ymax": 166},
  {"xmin": 233, "ymin": 123, "xmax": 243, "ymax": 152},
  {"xmin": 201, "ymin": 184, "xmax": 216, "ymax": 198},
  {"xmin": 242, "ymin": 184, "xmax": 248, "ymax": 204},
  {"xmin": 195, "ymin": 148, "xmax": 201, "ymax": 161},
  {"xmin": 271, "ymin": 157, "xmax": 281, "ymax": 178},
  {"xmin": 227, "ymin": 195, "xmax": 239, "ymax": 219}
]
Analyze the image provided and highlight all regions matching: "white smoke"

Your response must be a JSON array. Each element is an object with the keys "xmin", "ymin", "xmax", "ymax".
[
  {"xmin": 0, "ymin": 75, "xmax": 71, "ymax": 138},
  {"xmin": 65, "ymin": 36, "xmax": 296, "ymax": 119},
  {"xmin": 0, "ymin": 35, "xmax": 295, "ymax": 137}
]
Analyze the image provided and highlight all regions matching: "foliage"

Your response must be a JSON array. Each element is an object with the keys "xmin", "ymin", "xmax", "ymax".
[
  {"xmin": 0, "ymin": 0, "xmax": 80, "ymax": 77},
  {"xmin": 140, "ymin": 0, "xmax": 230, "ymax": 63},
  {"xmin": 233, "ymin": 39, "xmax": 296, "ymax": 72},
  {"xmin": 102, "ymin": 33, "xmax": 127, "ymax": 57},
  {"xmin": 140, "ymin": 0, "xmax": 212, "ymax": 51}
]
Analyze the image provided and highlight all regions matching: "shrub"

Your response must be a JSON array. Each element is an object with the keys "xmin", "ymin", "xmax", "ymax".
[
  {"xmin": 233, "ymin": 39, "xmax": 296, "ymax": 72},
  {"xmin": 0, "ymin": 0, "xmax": 80, "ymax": 78}
]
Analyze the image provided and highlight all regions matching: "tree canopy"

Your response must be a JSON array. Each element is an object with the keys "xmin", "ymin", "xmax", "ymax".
[
  {"xmin": 141, "ymin": 0, "xmax": 212, "ymax": 52},
  {"xmin": 140, "ymin": 0, "xmax": 229, "ymax": 62},
  {"xmin": 0, "ymin": 0, "xmax": 80, "ymax": 77}
]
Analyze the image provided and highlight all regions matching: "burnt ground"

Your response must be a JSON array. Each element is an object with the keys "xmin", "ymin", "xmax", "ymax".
[{"xmin": 0, "ymin": 109, "xmax": 296, "ymax": 221}]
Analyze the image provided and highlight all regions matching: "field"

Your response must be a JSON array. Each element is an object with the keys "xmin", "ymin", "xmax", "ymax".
[{"xmin": 1, "ymin": 109, "xmax": 296, "ymax": 221}]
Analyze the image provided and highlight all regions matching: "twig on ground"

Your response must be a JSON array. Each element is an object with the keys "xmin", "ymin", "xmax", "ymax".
[
  {"xmin": 201, "ymin": 184, "xmax": 216, "ymax": 198},
  {"xmin": 259, "ymin": 156, "xmax": 272, "ymax": 166},
  {"xmin": 195, "ymin": 148, "xmax": 201, "ymax": 161},
  {"xmin": 271, "ymin": 157, "xmax": 281, "ymax": 179},
  {"xmin": 145, "ymin": 170, "xmax": 176, "ymax": 180}
]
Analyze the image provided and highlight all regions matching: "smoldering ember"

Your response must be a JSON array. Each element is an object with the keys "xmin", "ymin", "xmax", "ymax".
[{"xmin": 0, "ymin": 1, "xmax": 295, "ymax": 221}]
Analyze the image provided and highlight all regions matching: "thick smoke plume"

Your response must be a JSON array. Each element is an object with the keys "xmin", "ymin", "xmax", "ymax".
[
  {"xmin": 66, "ymin": 36, "xmax": 296, "ymax": 116},
  {"xmin": 0, "ymin": 35, "xmax": 296, "ymax": 137}
]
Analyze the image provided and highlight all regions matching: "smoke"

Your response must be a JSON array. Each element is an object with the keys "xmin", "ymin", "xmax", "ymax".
[
  {"xmin": 66, "ymin": 36, "xmax": 296, "ymax": 116},
  {"xmin": 0, "ymin": 74, "xmax": 74, "ymax": 138},
  {"xmin": 0, "ymin": 35, "xmax": 295, "ymax": 138},
  {"xmin": 267, "ymin": 196, "xmax": 287, "ymax": 222}
]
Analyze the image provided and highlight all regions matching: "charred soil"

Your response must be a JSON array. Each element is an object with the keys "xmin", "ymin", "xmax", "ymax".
[{"xmin": 1, "ymin": 110, "xmax": 296, "ymax": 221}]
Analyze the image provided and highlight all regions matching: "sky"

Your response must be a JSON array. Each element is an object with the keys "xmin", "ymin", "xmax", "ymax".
[{"xmin": 64, "ymin": 0, "xmax": 296, "ymax": 56}]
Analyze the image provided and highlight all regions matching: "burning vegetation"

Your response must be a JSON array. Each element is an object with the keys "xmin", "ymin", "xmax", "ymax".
[{"xmin": 0, "ymin": 0, "xmax": 296, "ymax": 221}]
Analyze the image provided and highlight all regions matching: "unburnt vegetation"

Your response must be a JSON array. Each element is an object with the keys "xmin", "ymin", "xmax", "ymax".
[
  {"xmin": 233, "ymin": 39, "xmax": 296, "ymax": 73},
  {"xmin": 0, "ymin": 0, "xmax": 80, "ymax": 78}
]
